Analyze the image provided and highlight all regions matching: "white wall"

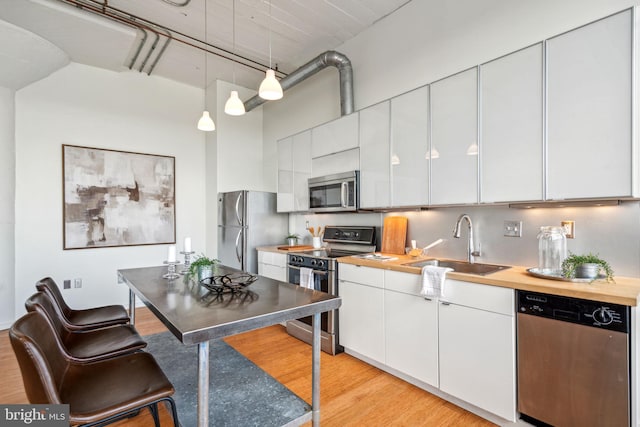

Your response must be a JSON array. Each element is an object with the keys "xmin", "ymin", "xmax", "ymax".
[
  {"xmin": 270, "ymin": 0, "xmax": 640, "ymax": 278},
  {"xmin": 0, "ymin": 87, "xmax": 15, "ymax": 329},
  {"xmin": 14, "ymin": 63, "xmax": 206, "ymax": 317}
]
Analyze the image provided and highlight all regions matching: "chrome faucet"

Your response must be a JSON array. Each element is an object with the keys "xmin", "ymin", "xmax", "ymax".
[{"xmin": 453, "ymin": 214, "xmax": 481, "ymax": 263}]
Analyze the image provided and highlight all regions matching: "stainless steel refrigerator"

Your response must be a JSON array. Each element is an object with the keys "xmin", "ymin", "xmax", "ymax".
[{"xmin": 217, "ymin": 191, "xmax": 287, "ymax": 273}]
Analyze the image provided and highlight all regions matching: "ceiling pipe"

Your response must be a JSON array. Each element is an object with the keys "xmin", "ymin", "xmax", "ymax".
[{"xmin": 244, "ymin": 50, "xmax": 354, "ymax": 116}]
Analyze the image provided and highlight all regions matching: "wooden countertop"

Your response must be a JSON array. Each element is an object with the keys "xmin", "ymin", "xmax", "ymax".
[{"xmin": 338, "ymin": 254, "xmax": 640, "ymax": 306}]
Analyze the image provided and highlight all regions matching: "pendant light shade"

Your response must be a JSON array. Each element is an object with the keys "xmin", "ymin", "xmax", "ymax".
[
  {"xmin": 197, "ymin": 111, "xmax": 216, "ymax": 131},
  {"xmin": 224, "ymin": 91, "xmax": 246, "ymax": 115},
  {"xmin": 259, "ymin": 69, "xmax": 283, "ymax": 100}
]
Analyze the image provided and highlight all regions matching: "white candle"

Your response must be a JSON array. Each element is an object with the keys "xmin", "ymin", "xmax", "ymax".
[
  {"xmin": 184, "ymin": 237, "xmax": 192, "ymax": 252},
  {"xmin": 167, "ymin": 245, "xmax": 176, "ymax": 262}
]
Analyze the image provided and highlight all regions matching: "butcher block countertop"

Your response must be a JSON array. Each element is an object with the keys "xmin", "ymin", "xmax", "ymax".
[{"xmin": 338, "ymin": 254, "xmax": 640, "ymax": 307}]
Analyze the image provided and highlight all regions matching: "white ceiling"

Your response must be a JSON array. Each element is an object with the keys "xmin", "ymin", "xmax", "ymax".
[{"xmin": 0, "ymin": 0, "xmax": 412, "ymax": 91}]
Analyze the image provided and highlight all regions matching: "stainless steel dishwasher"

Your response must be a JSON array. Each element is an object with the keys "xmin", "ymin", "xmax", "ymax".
[{"xmin": 517, "ymin": 290, "xmax": 630, "ymax": 427}]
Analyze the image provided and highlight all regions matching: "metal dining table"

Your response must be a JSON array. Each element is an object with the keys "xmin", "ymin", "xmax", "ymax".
[{"xmin": 118, "ymin": 264, "xmax": 341, "ymax": 427}]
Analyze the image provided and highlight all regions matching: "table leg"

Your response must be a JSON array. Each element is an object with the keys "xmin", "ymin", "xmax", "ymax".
[
  {"xmin": 312, "ymin": 312, "xmax": 321, "ymax": 426},
  {"xmin": 198, "ymin": 341, "xmax": 210, "ymax": 427},
  {"xmin": 128, "ymin": 290, "xmax": 136, "ymax": 324}
]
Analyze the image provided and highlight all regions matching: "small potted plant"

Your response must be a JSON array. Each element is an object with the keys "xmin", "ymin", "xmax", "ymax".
[
  {"xmin": 188, "ymin": 254, "xmax": 220, "ymax": 281},
  {"xmin": 285, "ymin": 233, "xmax": 299, "ymax": 246},
  {"xmin": 562, "ymin": 252, "xmax": 614, "ymax": 283}
]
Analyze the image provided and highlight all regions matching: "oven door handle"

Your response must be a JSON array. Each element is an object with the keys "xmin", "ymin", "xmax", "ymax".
[{"xmin": 287, "ymin": 265, "xmax": 329, "ymax": 276}]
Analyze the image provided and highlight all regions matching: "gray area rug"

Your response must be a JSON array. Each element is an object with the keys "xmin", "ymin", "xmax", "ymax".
[{"xmin": 145, "ymin": 332, "xmax": 311, "ymax": 427}]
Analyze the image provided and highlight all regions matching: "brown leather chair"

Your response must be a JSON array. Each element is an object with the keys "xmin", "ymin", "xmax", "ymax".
[
  {"xmin": 10, "ymin": 311, "xmax": 178, "ymax": 427},
  {"xmin": 36, "ymin": 277, "xmax": 130, "ymax": 331},
  {"xmin": 25, "ymin": 292, "xmax": 147, "ymax": 363}
]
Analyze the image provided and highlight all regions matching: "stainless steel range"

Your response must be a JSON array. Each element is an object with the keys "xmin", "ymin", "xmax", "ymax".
[{"xmin": 286, "ymin": 225, "xmax": 377, "ymax": 355}]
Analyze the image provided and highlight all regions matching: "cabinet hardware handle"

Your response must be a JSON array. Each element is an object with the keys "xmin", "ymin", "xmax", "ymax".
[
  {"xmin": 423, "ymin": 297, "xmax": 432, "ymax": 301},
  {"xmin": 440, "ymin": 301, "xmax": 451, "ymax": 306}
]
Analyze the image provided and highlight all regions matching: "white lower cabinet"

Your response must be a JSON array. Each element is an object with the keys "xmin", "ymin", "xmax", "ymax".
[
  {"xmin": 384, "ymin": 271, "xmax": 438, "ymax": 387},
  {"xmin": 338, "ymin": 264, "xmax": 385, "ymax": 364},
  {"xmin": 338, "ymin": 263, "xmax": 517, "ymax": 422},
  {"xmin": 257, "ymin": 251, "xmax": 287, "ymax": 282},
  {"xmin": 439, "ymin": 280, "xmax": 517, "ymax": 422}
]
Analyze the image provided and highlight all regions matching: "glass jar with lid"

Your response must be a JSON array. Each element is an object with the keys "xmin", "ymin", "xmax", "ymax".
[{"xmin": 537, "ymin": 226, "xmax": 567, "ymax": 275}]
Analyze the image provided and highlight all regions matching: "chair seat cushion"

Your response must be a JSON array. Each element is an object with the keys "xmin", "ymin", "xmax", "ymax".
[
  {"xmin": 66, "ymin": 305, "xmax": 130, "ymax": 331},
  {"xmin": 61, "ymin": 352, "xmax": 174, "ymax": 425},
  {"xmin": 64, "ymin": 325, "xmax": 147, "ymax": 363}
]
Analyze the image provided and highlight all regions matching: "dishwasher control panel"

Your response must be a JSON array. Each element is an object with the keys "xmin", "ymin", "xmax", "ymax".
[{"xmin": 517, "ymin": 291, "xmax": 629, "ymax": 333}]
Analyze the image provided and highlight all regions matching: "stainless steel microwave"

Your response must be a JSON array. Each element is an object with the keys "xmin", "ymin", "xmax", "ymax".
[{"xmin": 308, "ymin": 171, "xmax": 359, "ymax": 213}]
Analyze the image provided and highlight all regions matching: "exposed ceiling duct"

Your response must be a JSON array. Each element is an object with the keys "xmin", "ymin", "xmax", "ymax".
[{"xmin": 244, "ymin": 50, "xmax": 354, "ymax": 116}]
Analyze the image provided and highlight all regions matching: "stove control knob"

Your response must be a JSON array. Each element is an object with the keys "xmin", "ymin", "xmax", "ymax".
[
  {"xmin": 593, "ymin": 307, "xmax": 613, "ymax": 325},
  {"xmin": 310, "ymin": 259, "xmax": 317, "ymax": 267},
  {"xmin": 317, "ymin": 260, "xmax": 325, "ymax": 268}
]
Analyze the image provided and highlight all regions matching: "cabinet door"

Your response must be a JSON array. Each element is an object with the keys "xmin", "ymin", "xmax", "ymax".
[
  {"xmin": 430, "ymin": 68, "xmax": 479, "ymax": 205},
  {"xmin": 339, "ymin": 279, "xmax": 385, "ymax": 363},
  {"xmin": 359, "ymin": 101, "xmax": 391, "ymax": 209},
  {"xmin": 385, "ymin": 290, "xmax": 438, "ymax": 387},
  {"xmin": 311, "ymin": 113, "xmax": 359, "ymax": 158},
  {"xmin": 439, "ymin": 302, "xmax": 516, "ymax": 421},
  {"xmin": 391, "ymin": 85, "xmax": 430, "ymax": 207},
  {"xmin": 547, "ymin": 9, "xmax": 633, "ymax": 199},
  {"xmin": 481, "ymin": 43, "xmax": 543, "ymax": 203},
  {"xmin": 311, "ymin": 148, "xmax": 360, "ymax": 177},
  {"xmin": 292, "ymin": 131, "xmax": 312, "ymax": 211},
  {"xmin": 277, "ymin": 137, "xmax": 294, "ymax": 212}
]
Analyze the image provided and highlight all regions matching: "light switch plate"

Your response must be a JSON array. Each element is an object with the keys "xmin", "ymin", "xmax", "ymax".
[
  {"xmin": 504, "ymin": 220, "xmax": 522, "ymax": 237},
  {"xmin": 561, "ymin": 220, "xmax": 575, "ymax": 239}
]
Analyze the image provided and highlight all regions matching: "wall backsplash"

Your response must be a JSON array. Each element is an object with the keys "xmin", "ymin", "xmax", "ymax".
[{"xmin": 291, "ymin": 201, "xmax": 640, "ymax": 278}]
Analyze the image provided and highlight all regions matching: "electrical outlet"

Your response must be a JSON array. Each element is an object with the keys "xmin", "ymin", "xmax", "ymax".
[
  {"xmin": 561, "ymin": 220, "xmax": 575, "ymax": 239},
  {"xmin": 504, "ymin": 220, "xmax": 523, "ymax": 237},
  {"xmin": 74, "ymin": 278, "xmax": 82, "ymax": 288},
  {"xmin": 63, "ymin": 279, "xmax": 71, "ymax": 289}
]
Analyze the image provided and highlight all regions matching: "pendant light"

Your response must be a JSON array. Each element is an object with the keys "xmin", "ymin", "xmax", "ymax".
[
  {"xmin": 197, "ymin": 0, "xmax": 215, "ymax": 131},
  {"xmin": 224, "ymin": 0, "xmax": 246, "ymax": 115},
  {"xmin": 258, "ymin": 0, "xmax": 283, "ymax": 100}
]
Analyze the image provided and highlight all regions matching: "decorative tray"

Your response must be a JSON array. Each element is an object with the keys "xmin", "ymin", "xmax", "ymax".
[{"xmin": 526, "ymin": 267, "xmax": 605, "ymax": 283}]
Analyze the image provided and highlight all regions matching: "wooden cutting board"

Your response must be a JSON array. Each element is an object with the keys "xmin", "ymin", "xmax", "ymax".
[{"xmin": 381, "ymin": 216, "xmax": 408, "ymax": 255}]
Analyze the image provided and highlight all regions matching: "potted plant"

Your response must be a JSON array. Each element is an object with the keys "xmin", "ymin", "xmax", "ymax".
[
  {"xmin": 561, "ymin": 252, "xmax": 614, "ymax": 282},
  {"xmin": 188, "ymin": 254, "xmax": 220, "ymax": 281},
  {"xmin": 285, "ymin": 233, "xmax": 299, "ymax": 246}
]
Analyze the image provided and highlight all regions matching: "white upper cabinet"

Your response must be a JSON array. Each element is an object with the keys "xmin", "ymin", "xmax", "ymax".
[
  {"xmin": 430, "ymin": 68, "xmax": 479, "ymax": 205},
  {"xmin": 277, "ymin": 137, "xmax": 294, "ymax": 212},
  {"xmin": 311, "ymin": 113, "xmax": 359, "ymax": 158},
  {"xmin": 546, "ymin": 9, "xmax": 633, "ymax": 200},
  {"xmin": 276, "ymin": 130, "xmax": 312, "ymax": 212},
  {"xmin": 391, "ymin": 86, "xmax": 430, "ymax": 207},
  {"xmin": 480, "ymin": 43, "xmax": 544, "ymax": 203},
  {"xmin": 359, "ymin": 101, "xmax": 391, "ymax": 209}
]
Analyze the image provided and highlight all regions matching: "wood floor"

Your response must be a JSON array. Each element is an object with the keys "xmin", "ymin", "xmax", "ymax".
[{"xmin": 1, "ymin": 307, "xmax": 496, "ymax": 426}]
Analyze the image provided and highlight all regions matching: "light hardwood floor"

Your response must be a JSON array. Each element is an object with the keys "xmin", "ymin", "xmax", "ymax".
[{"xmin": 1, "ymin": 307, "xmax": 496, "ymax": 426}]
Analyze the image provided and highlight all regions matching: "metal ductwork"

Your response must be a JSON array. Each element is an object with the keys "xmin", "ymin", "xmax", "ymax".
[{"xmin": 244, "ymin": 50, "xmax": 354, "ymax": 116}]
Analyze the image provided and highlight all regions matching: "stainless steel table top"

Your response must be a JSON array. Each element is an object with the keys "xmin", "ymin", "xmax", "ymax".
[{"xmin": 118, "ymin": 264, "xmax": 341, "ymax": 345}]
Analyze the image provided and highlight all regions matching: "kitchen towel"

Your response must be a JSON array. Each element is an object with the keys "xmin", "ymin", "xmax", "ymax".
[
  {"xmin": 421, "ymin": 265, "xmax": 453, "ymax": 297},
  {"xmin": 299, "ymin": 267, "xmax": 315, "ymax": 290}
]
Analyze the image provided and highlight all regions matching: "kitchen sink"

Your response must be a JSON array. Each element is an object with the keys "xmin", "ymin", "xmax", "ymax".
[{"xmin": 402, "ymin": 259, "xmax": 510, "ymax": 275}]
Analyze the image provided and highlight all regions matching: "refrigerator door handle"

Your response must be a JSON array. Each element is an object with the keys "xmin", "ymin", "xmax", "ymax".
[
  {"xmin": 235, "ymin": 192, "xmax": 243, "ymax": 226},
  {"xmin": 235, "ymin": 229, "xmax": 243, "ymax": 264}
]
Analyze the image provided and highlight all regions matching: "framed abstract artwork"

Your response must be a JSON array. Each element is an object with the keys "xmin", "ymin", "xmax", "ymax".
[{"xmin": 62, "ymin": 145, "xmax": 176, "ymax": 249}]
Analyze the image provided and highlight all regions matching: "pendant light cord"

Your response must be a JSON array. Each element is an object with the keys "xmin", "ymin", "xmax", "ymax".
[
  {"xmin": 232, "ymin": 0, "xmax": 236, "ymax": 83},
  {"xmin": 203, "ymin": 0, "xmax": 208, "ymax": 100},
  {"xmin": 268, "ymin": 0, "xmax": 272, "ymax": 69}
]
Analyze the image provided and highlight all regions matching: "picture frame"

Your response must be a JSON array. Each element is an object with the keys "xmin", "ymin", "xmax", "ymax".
[{"xmin": 62, "ymin": 144, "xmax": 176, "ymax": 250}]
